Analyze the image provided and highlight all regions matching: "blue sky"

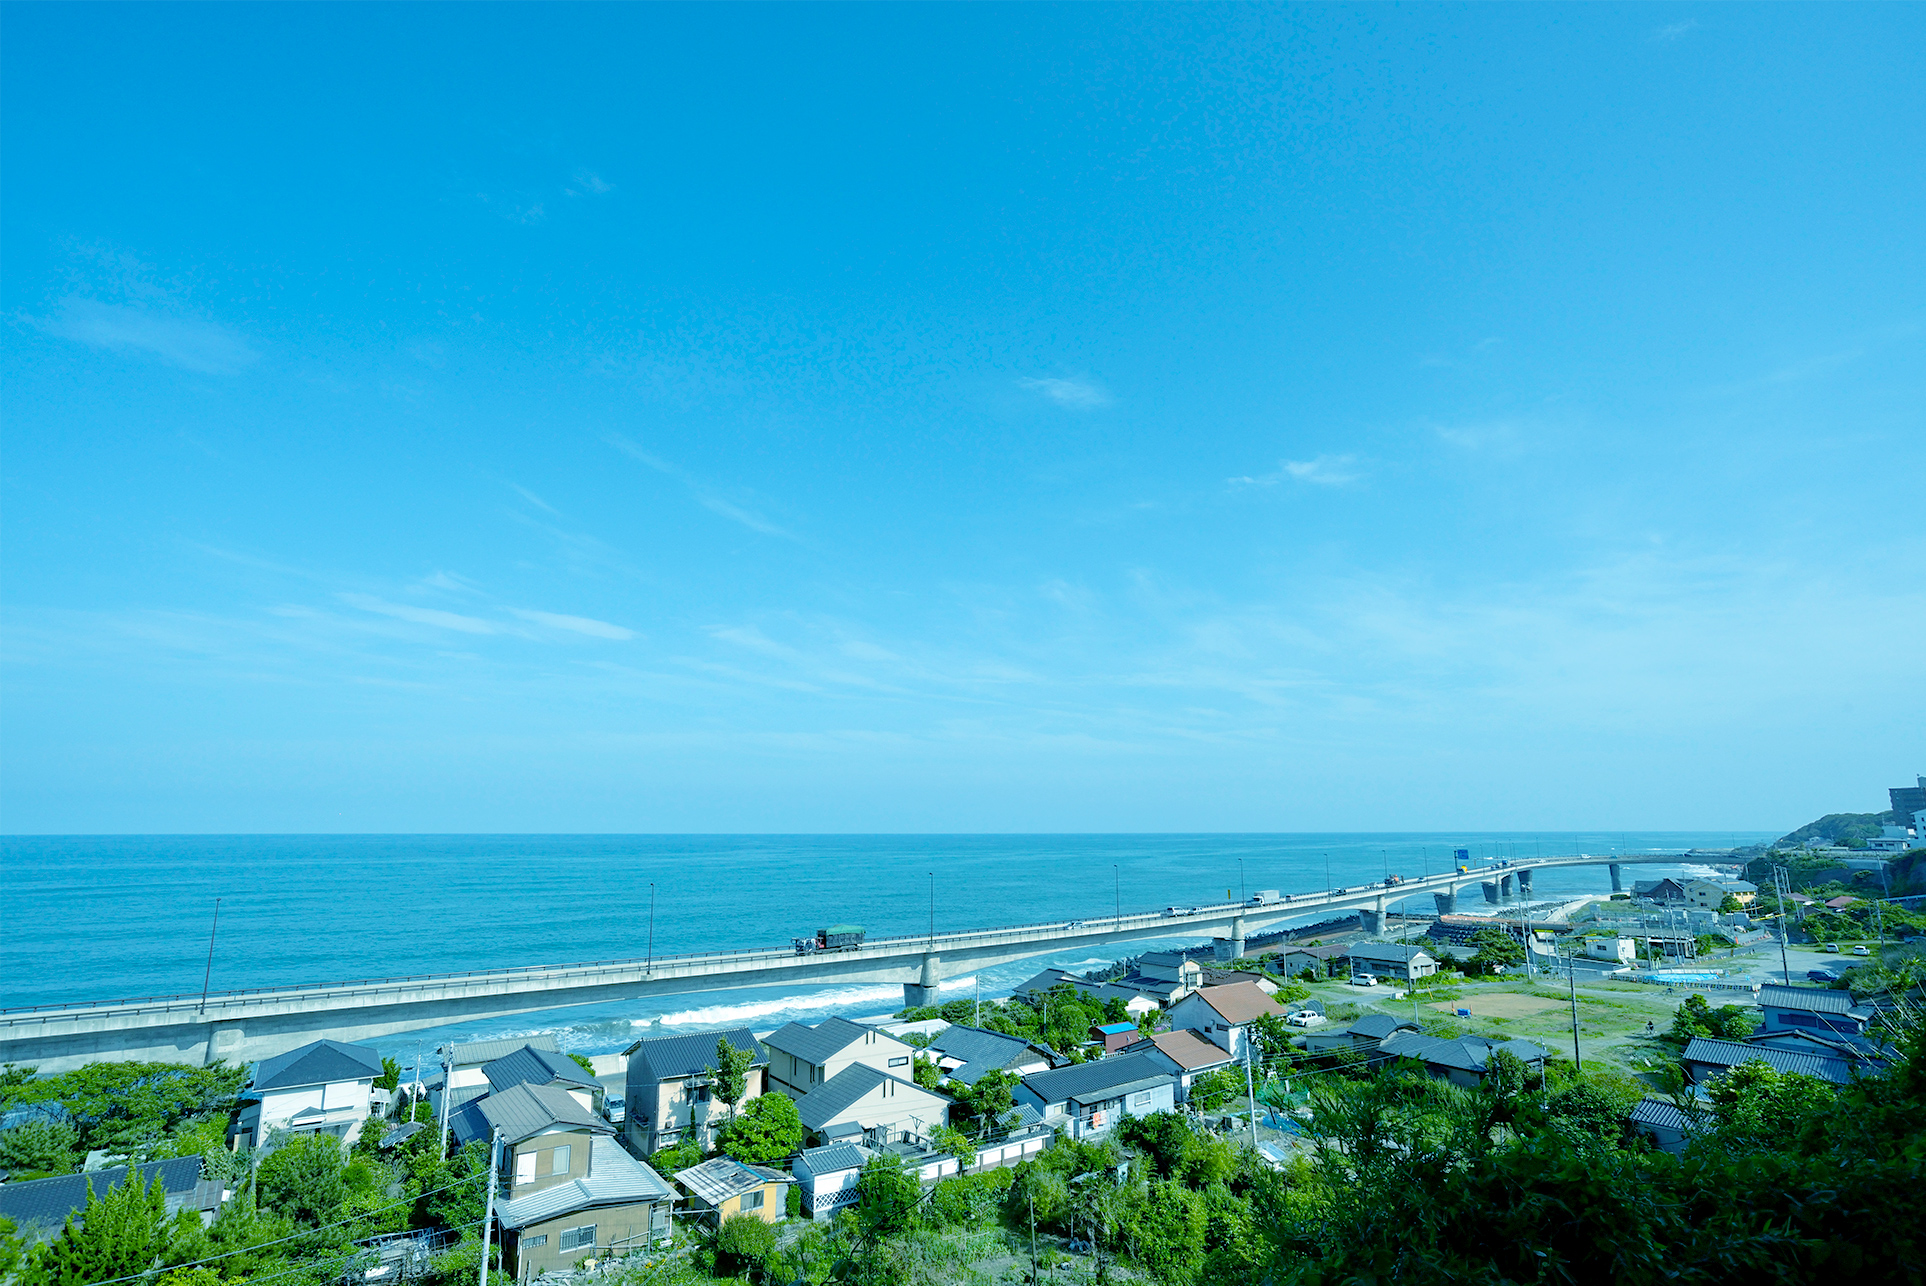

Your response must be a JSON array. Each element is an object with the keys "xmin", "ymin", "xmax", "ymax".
[{"xmin": 2, "ymin": 4, "xmax": 1921, "ymax": 833}]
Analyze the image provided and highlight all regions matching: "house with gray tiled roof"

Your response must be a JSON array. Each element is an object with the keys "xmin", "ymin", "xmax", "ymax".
[
  {"xmin": 1757, "ymin": 984, "xmax": 1872, "ymax": 1037},
  {"xmin": 791, "ymin": 1141, "xmax": 872, "ymax": 1219},
  {"xmin": 1680, "ymin": 1036, "xmax": 1851, "ymax": 1086},
  {"xmin": 0, "ymin": 1156, "xmax": 220, "ymax": 1247},
  {"xmin": 233, "ymin": 1038, "xmax": 385, "ymax": 1149},
  {"xmin": 924, "ymin": 1024, "xmax": 1054, "ymax": 1085},
  {"xmin": 621, "ymin": 1028, "xmax": 767, "ymax": 1155},
  {"xmin": 794, "ymin": 1063, "xmax": 953, "ymax": 1146},
  {"xmin": 1376, "ymin": 1032, "xmax": 1548, "ymax": 1089},
  {"xmin": 495, "ymin": 1134, "xmax": 675, "ymax": 1275},
  {"xmin": 763, "ymin": 1017, "xmax": 916, "ymax": 1099},
  {"xmin": 1015, "ymin": 1049, "xmax": 1178, "ymax": 1140}
]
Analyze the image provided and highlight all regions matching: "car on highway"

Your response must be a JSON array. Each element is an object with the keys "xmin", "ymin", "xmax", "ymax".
[{"xmin": 1333, "ymin": 887, "xmax": 1349, "ymax": 895}]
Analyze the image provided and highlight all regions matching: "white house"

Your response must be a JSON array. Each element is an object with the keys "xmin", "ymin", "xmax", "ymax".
[
  {"xmin": 233, "ymin": 1038, "xmax": 384, "ymax": 1150},
  {"xmin": 763, "ymin": 1017, "xmax": 918, "ymax": 1099},
  {"xmin": 1584, "ymin": 938, "xmax": 1637, "ymax": 964},
  {"xmin": 1166, "ymin": 981, "xmax": 1289, "ymax": 1059},
  {"xmin": 1684, "ymin": 879, "xmax": 1757, "ymax": 910},
  {"xmin": 1014, "ymin": 1051, "xmax": 1178, "ymax": 1140},
  {"xmin": 794, "ymin": 1064, "xmax": 953, "ymax": 1147}
]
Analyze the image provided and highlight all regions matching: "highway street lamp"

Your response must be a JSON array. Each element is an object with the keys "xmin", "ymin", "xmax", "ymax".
[
  {"xmin": 1324, "ymin": 853, "xmax": 1331, "ymax": 899},
  {"xmin": 1114, "ymin": 865, "xmax": 1121, "ymax": 927},
  {"xmin": 647, "ymin": 883, "xmax": 655, "ymax": 970},
  {"xmin": 929, "ymin": 872, "xmax": 935, "ymax": 948},
  {"xmin": 1239, "ymin": 858, "xmax": 1246, "ymax": 904}
]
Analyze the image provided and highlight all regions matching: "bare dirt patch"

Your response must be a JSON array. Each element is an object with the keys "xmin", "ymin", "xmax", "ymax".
[{"xmin": 1431, "ymin": 993, "xmax": 1561, "ymax": 1019}]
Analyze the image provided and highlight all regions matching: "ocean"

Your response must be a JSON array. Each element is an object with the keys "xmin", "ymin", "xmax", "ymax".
[{"xmin": 0, "ymin": 832, "xmax": 1768, "ymax": 1073}]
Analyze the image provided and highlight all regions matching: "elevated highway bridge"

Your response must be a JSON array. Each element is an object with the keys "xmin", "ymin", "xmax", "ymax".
[{"xmin": 0, "ymin": 854, "xmax": 1692, "ymax": 1072}]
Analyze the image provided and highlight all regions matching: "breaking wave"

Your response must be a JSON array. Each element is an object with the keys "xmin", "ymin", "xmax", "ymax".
[{"xmin": 637, "ymin": 974, "xmax": 981, "ymax": 1031}]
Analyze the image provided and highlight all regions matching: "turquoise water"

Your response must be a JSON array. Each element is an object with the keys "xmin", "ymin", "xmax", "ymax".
[{"xmin": 0, "ymin": 832, "xmax": 1767, "ymax": 1068}]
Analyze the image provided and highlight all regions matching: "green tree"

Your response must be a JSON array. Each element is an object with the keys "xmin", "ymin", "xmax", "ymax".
[
  {"xmin": 909, "ymin": 1055, "xmax": 943, "ymax": 1091},
  {"xmin": 651, "ymin": 1138, "xmax": 704, "ymax": 1174},
  {"xmin": 1706, "ymin": 1059, "xmax": 1836, "ymax": 1152},
  {"xmin": 255, "ymin": 1132, "xmax": 347, "ymax": 1228},
  {"xmin": 953, "ymin": 1070, "xmax": 1016, "ymax": 1136},
  {"xmin": 713, "ymin": 1212, "xmax": 778, "ymax": 1279},
  {"xmin": 928, "ymin": 1124, "xmax": 974, "ymax": 1161},
  {"xmin": 1469, "ymin": 928, "xmax": 1525, "ymax": 973},
  {"xmin": 1245, "ymin": 1013, "xmax": 1294, "ymax": 1068},
  {"xmin": 1716, "ymin": 894, "xmax": 1744, "ymax": 914},
  {"xmin": 24, "ymin": 1175, "xmax": 168, "ymax": 1286},
  {"xmin": 567, "ymin": 1052, "xmax": 597, "ymax": 1079},
  {"xmin": 708, "ymin": 1037, "xmax": 754, "ymax": 1131},
  {"xmin": 854, "ymin": 1154, "xmax": 920, "ymax": 1238},
  {"xmin": 0, "ymin": 1119, "xmax": 80, "ymax": 1176},
  {"xmin": 375, "ymin": 1057, "xmax": 402, "ymax": 1092},
  {"xmin": 717, "ymin": 1092, "xmax": 804, "ymax": 1166},
  {"xmin": 1123, "ymin": 1182, "xmax": 1206, "ymax": 1286},
  {"xmin": 1187, "ymin": 1067, "xmax": 1242, "ymax": 1111},
  {"xmin": 1663, "ymin": 993, "xmax": 1755, "ymax": 1045},
  {"xmin": 3, "ymin": 1062, "xmax": 248, "ymax": 1160},
  {"xmin": 162, "ymin": 1192, "xmax": 297, "ymax": 1283}
]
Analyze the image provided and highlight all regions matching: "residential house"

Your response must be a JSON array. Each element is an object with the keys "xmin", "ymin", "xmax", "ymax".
[
  {"xmin": 672, "ymin": 1157, "xmax": 793, "ymax": 1225},
  {"xmin": 482, "ymin": 1045, "xmax": 601, "ymax": 1112},
  {"xmin": 1823, "ymin": 896, "xmax": 1862, "ymax": 910},
  {"xmin": 1346, "ymin": 943, "xmax": 1440, "ymax": 982},
  {"xmin": 764, "ymin": 1017, "xmax": 917, "ymax": 1099},
  {"xmin": 1092, "ymin": 1022, "xmax": 1145, "ymax": 1054},
  {"xmin": 1202, "ymin": 968, "xmax": 1280, "ymax": 994},
  {"xmin": 1685, "ymin": 879, "xmax": 1758, "ymax": 910},
  {"xmin": 1166, "ymin": 982, "xmax": 1289, "ymax": 1059},
  {"xmin": 1097, "ymin": 952, "xmax": 1205, "ymax": 1007},
  {"xmin": 1757, "ymin": 984, "xmax": 1871, "ymax": 1037},
  {"xmin": 1278, "ymin": 945, "xmax": 1350, "ymax": 979},
  {"xmin": 233, "ymin": 1038, "xmax": 384, "ymax": 1150},
  {"xmin": 1632, "ymin": 879, "xmax": 1690, "ymax": 906},
  {"xmin": 792, "ymin": 1142, "xmax": 871, "ymax": 1219},
  {"xmin": 923, "ymin": 1025, "xmax": 1054, "ymax": 1085},
  {"xmin": 795, "ymin": 1063, "xmax": 954, "ymax": 1147},
  {"xmin": 1016, "ymin": 1051, "xmax": 1178, "ymax": 1140},
  {"xmin": 1012, "ymin": 968, "xmax": 1084, "ymax": 998},
  {"xmin": 1744, "ymin": 1027, "xmax": 1896, "ymax": 1072},
  {"xmin": 1680, "ymin": 1036, "xmax": 1850, "ymax": 1087},
  {"xmin": 1375, "ymin": 1032, "xmax": 1548, "ymax": 1088},
  {"xmin": 1628, "ymin": 1099, "xmax": 1692, "ymax": 1154},
  {"xmin": 622, "ymin": 1028, "xmax": 766, "ymax": 1155},
  {"xmin": 0, "ymin": 1157, "xmax": 222, "ymax": 1247},
  {"xmin": 1299, "ymin": 1013, "xmax": 1419, "ymax": 1057},
  {"xmin": 1146, "ymin": 1028, "xmax": 1237, "ymax": 1102},
  {"xmin": 454, "ymin": 1082, "xmax": 676, "ymax": 1275},
  {"xmin": 496, "ymin": 1135, "xmax": 676, "ymax": 1275},
  {"xmin": 446, "ymin": 1035, "xmax": 562, "ymax": 1093}
]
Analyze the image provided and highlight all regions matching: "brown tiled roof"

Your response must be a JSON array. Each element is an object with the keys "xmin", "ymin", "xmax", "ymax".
[
  {"xmin": 1193, "ymin": 981, "xmax": 1288, "ymax": 1025},
  {"xmin": 1148, "ymin": 1029, "xmax": 1236, "ymax": 1071}
]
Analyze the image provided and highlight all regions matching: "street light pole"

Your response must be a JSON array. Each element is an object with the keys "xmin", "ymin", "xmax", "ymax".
[
  {"xmin": 929, "ymin": 872, "xmax": 935, "ymax": 949},
  {"xmin": 1114, "ymin": 866, "xmax": 1121, "ymax": 928},
  {"xmin": 198, "ymin": 897, "xmax": 222, "ymax": 1017},
  {"xmin": 647, "ymin": 882, "xmax": 655, "ymax": 971},
  {"xmin": 1239, "ymin": 858, "xmax": 1246, "ymax": 904}
]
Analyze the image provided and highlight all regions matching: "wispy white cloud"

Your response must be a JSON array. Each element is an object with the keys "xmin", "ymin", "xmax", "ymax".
[
  {"xmin": 1230, "ymin": 455, "xmax": 1363, "ymax": 488},
  {"xmin": 34, "ymin": 297, "xmax": 257, "ymax": 373},
  {"xmin": 510, "ymin": 608, "xmax": 635, "ymax": 640},
  {"xmin": 605, "ymin": 435, "xmax": 796, "ymax": 539},
  {"xmin": 337, "ymin": 593, "xmax": 497, "ymax": 634},
  {"xmin": 566, "ymin": 172, "xmax": 614, "ymax": 197},
  {"xmin": 420, "ymin": 571, "xmax": 483, "ymax": 594},
  {"xmin": 510, "ymin": 484, "xmax": 560, "ymax": 515},
  {"xmin": 1432, "ymin": 420, "xmax": 1525, "ymax": 453},
  {"xmin": 1018, "ymin": 376, "xmax": 1113, "ymax": 410},
  {"xmin": 1652, "ymin": 19, "xmax": 1699, "ymax": 43}
]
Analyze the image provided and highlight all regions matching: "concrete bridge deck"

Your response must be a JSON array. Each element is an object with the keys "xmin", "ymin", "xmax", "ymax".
[{"xmin": 0, "ymin": 853, "xmax": 1693, "ymax": 1071}]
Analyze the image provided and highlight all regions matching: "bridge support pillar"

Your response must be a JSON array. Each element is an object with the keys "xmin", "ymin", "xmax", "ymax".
[
  {"xmin": 1482, "ymin": 881, "xmax": 1501, "ymax": 905},
  {"xmin": 1231, "ymin": 915, "xmax": 1245, "ymax": 961},
  {"xmin": 903, "ymin": 954, "xmax": 943, "ymax": 1009},
  {"xmin": 1609, "ymin": 864, "xmax": 1623, "ymax": 893},
  {"xmin": 1517, "ymin": 869, "xmax": 1533, "ymax": 897},
  {"xmin": 1500, "ymin": 874, "xmax": 1516, "ymax": 899},
  {"xmin": 1359, "ymin": 898, "xmax": 1387, "ymax": 937},
  {"xmin": 204, "ymin": 1024, "xmax": 245, "ymax": 1067},
  {"xmin": 1434, "ymin": 889, "xmax": 1457, "ymax": 916}
]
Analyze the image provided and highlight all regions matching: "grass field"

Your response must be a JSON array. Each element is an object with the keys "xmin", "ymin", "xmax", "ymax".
[{"xmin": 1430, "ymin": 993, "xmax": 1560, "ymax": 1018}]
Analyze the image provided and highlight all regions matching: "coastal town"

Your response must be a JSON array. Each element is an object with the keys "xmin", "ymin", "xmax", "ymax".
[{"xmin": 2, "ymin": 780, "xmax": 1922, "ymax": 1285}]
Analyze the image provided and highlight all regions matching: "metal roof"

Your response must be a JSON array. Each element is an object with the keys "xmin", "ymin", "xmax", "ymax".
[
  {"xmin": 795, "ymin": 1063, "xmax": 951, "ymax": 1131},
  {"xmin": 1378, "ymin": 1032, "xmax": 1547, "ymax": 1073},
  {"xmin": 761, "ymin": 1016, "xmax": 881, "ymax": 1066},
  {"xmin": 452, "ymin": 1082, "xmax": 612, "ymax": 1147},
  {"xmin": 1758, "ymin": 984, "xmax": 1856, "ymax": 1015},
  {"xmin": 625, "ymin": 1028, "xmax": 764, "ymax": 1083},
  {"xmin": 794, "ymin": 1142, "xmax": 868, "ymax": 1177},
  {"xmin": 484, "ymin": 1046, "xmax": 598, "ymax": 1094},
  {"xmin": 926, "ymin": 1025, "xmax": 1040, "ymax": 1085},
  {"xmin": 673, "ymin": 1157, "xmax": 792, "ymax": 1207},
  {"xmin": 1681, "ymin": 1037, "xmax": 1849, "ymax": 1083},
  {"xmin": 1095, "ymin": 1023, "xmax": 1139, "ymax": 1035},
  {"xmin": 1020, "ymin": 1051, "xmax": 1176, "ymax": 1105},
  {"xmin": 0, "ymin": 1156, "xmax": 203, "ymax": 1236},
  {"xmin": 251, "ymin": 1038, "xmax": 384, "ymax": 1092},
  {"xmin": 1146, "ymin": 1029, "xmax": 1235, "ymax": 1071},
  {"xmin": 494, "ymin": 1135, "xmax": 674, "ymax": 1230},
  {"xmin": 1346, "ymin": 942, "xmax": 1437, "ymax": 964},
  {"xmin": 1629, "ymin": 1099, "xmax": 1691, "ymax": 1133},
  {"xmin": 1348, "ymin": 1014, "xmax": 1419, "ymax": 1041},
  {"xmin": 449, "ymin": 1034, "xmax": 559, "ymax": 1067},
  {"xmin": 1181, "ymin": 981, "xmax": 1288, "ymax": 1025}
]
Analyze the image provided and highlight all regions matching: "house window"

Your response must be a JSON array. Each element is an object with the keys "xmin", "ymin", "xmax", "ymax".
[
  {"xmin": 559, "ymin": 1226, "xmax": 596, "ymax": 1251},
  {"xmin": 1129, "ymin": 1092, "xmax": 1152, "ymax": 1110},
  {"xmin": 549, "ymin": 1144, "xmax": 571, "ymax": 1175},
  {"xmin": 515, "ymin": 1153, "xmax": 537, "ymax": 1184},
  {"xmin": 888, "ymin": 1056, "xmax": 910, "ymax": 1068},
  {"xmin": 743, "ymin": 1190, "xmax": 765, "ymax": 1210},
  {"xmin": 522, "ymin": 1235, "xmax": 548, "ymax": 1249}
]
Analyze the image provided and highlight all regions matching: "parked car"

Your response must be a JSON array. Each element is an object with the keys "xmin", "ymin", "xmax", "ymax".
[
  {"xmin": 604, "ymin": 1097, "xmax": 626, "ymax": 1125},
  {"xmin": 1806, "ymin": 970, "xmax": 1835, "ymax": 983},
  {"xmin": 1349, "ymin": 974, "xmax": 1378, "ymax": 988},
  {"xmin": 1284, "ymin": 1010, "xmax": 1326, "ymax": 1028},
  {"xmin": 1851, "ymin": 945, "xmax": 1871, "ymax": 956},
  {"xmin": 1821, "ymin": 942, "xmax": 1839, "ymax": 952}
]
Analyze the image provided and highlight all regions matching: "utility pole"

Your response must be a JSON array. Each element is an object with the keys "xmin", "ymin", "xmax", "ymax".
[
  {"xmin": 479, "ymin": 1129, "xmax": 501, "ymax": 1286},
  {"xmin": 1243, "ymin": 1038, "xmax": 1259, "ymax": 1152},
  {"xmin": 1028, "ymin": 1190, "xmax": 1038, "ymax": 1286},
  {"xmin": 198, "ymin": 898, "xmax": 223, "ymax": 1016},
  {"xmin": 1773, "ymin": 865, "xmax": 1792, "ymax": 984},
  {"xmin": 438, "ymin": 1045, "xmax": 453, "ymax": 1155},
  {"xmin": 1565, "ymin": 948, "xmax": 1582, "ymax": 1073}
]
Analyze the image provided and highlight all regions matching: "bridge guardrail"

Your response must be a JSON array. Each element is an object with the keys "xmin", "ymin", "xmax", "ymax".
[{"xmin": 0, "ymin": 853, "xmax": 1655, "ymax": 1020}]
